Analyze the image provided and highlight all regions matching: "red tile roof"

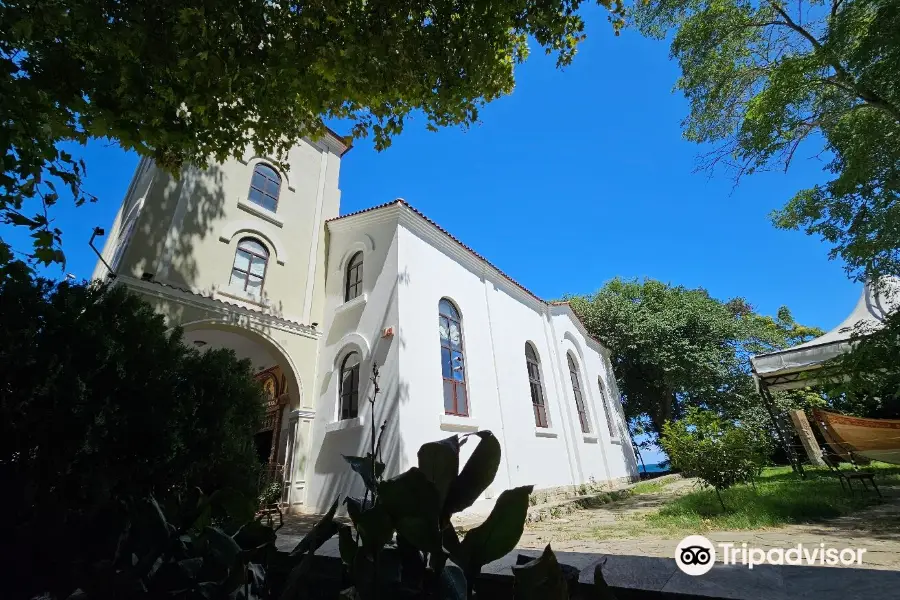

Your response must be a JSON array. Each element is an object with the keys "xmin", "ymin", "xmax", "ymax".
[{"xmin": 328, "ymin": 199, "xmax": 605, "ymax": 348}]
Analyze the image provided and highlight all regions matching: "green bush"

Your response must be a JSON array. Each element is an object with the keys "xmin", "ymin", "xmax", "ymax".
[
  {"xmin": 0, "ymin": 257, "xmax": 264, "ymax": 599},
  {"xmin": 660, "ymin": 407, "xmax": 771, "ymax": 508}
]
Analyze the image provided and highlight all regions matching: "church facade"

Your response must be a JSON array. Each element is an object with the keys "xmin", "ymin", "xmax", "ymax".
[{"xmin": 93, "ymin": 134, "xmax": 638, "ymax": 515}]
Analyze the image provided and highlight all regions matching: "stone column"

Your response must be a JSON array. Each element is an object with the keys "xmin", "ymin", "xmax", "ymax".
[{"xmin": 789, "ymin": 409, "xmax": 826, "ymax": 467}]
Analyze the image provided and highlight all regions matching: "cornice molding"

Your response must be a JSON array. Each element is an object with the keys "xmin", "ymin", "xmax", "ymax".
[
  {"xmin": 549, "ymin": 304, "xmax": 608, "ymax": 357},
  {"xmin": 118, "ymin": 275, "xmax": 319, "ymax": 339},
  {"xmin": 327, "ymin": 204, "xmax": 401, "ymax": 232}
]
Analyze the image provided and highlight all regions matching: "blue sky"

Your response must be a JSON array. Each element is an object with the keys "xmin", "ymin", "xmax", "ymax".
[{"xmin": 8, "ymin": 8, "xmax": 858, "ymax": 464}]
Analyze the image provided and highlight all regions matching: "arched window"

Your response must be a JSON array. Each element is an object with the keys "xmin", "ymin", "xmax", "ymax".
[
  {"xmin": 526, "ymin": 343, "xmax": 549, "ymax": 428},
  {"xmin": 248, "ymin": 163, "xmax": 281, "ymax": 212},
  {"xmin": 110, "ymin": 214, "xmax": 139, "ymax": 272},
  {"xmin": 567, "ymin": 353, "xmax": 590, "ymax": 433},
  {"xmin": 598, "ymin": 377, "xmax": 617, "ymax": 437},
  {"xmin": 339, "ymin": 352, "xmax": 360, "ymax": 420},
  {"xmin": 345, "ymin": 251, "xmax": 364, "ymax": 301},
  {"xmin": 229, "ymin": 238, "xmax": 269, "ymax": 296},
  {"xmin": 439, "ymin": 298, "xmax": 468, "ymax": 416}
]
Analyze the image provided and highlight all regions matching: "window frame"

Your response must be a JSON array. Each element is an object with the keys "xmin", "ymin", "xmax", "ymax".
[
  {"xmin": 248, "ymin": 163, "xmax": 282, "ymax": 212},
  {"xmin": 525, "ymin": 343, "xmax": 549, "ymax": 428},
  {"xmin": 338, "ymin": 352, "xmax": 361, "ymax": 421},
  {"xmin": 598, "ymin": 377, "xmax": 618, "ymax": 438},
  {"xmin": 439, "ymin": 298, "xmax": 469, "ymax": 417},
  {"xmin": 229, "ymin": 237, "xmax": 270, "ymax": 296},
  {"xmin": 567, "ymin": 353, "xmax": 591, "ymax": 434},
  {"xmin": 344, "ymin": 251, "xmax": 364, "ymax": 302}
]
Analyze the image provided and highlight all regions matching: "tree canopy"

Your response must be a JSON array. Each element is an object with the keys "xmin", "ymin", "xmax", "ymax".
[
  {"xmin": 633, "ymin": 0, "xmax": 900, "ymax": 282},
  {"xmin": 566, "ymin": 278, "xmax": 821, "ymax": 435},
  {"xmin": 0, "ymin": 251, "xmax": 265, "ymax": 598},
  {"xmin": 1, "ymin": 0, "xmax": 624, "ymax": 264}
]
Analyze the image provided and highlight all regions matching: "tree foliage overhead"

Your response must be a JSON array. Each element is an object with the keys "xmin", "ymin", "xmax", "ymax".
[
  {"xmin": 0, "ymin": 250, "xmax": 265, "ymax": 597},
  {"xmin": 633, "ymin": 0, "xmax": 900, "ymax": 282},
  {"xmin": 566, "ymin": 277, "xmax": 821, "ymax": 434},
  {"xmin": 1, "ymin": 0, "xmax": 624, "ymax": 264}
]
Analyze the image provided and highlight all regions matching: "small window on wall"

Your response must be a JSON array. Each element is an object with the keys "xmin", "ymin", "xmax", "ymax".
[
  {"xmin": 567, "ymin": 353, "xmax": 590, "ymax": 434},
  {"xmin": 345, "ymin": 251, "xmax": 363, "ymax": 301},
  {"xmin": 110, "ymin": 214, "xmax": 139, "ymax": 272},
  {"xmin": 230, "ymin": 238, "xmax": 269, "ymax": 296},
  {"xmin": 525, "ymin": 343, "xmax": 549, "ymax": 428},
  {"xmin": 598, "ymin": 377, "xmax": 617, "ymax": 438},
  {"xmin": 339, "ymin": 352, "xmax": 360, "ymax": 420},
  {"xmin": 248, "ymin": 163, "xmax": 281, "ymax": 212},
  {"xmin": 439, "ymin": 298, "xmax": 468, "ymax": 416}
]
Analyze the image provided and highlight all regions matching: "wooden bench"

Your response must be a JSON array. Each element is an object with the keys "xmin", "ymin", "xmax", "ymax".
[{"xmin": 821, "ymin": 453, "xmax": 882, "ymax": 498}]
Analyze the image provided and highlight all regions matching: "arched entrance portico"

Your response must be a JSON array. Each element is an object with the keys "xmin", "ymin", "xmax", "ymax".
[{"xmin": 179, "ymin": 320, "xmax": 305, "ymax": 507}]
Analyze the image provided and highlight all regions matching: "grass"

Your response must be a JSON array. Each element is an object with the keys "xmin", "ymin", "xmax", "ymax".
[
  {"xmin": 639, "ymin": 463, "xmax": 900, "ymax": 534},
  {"xmin": 629, "ymin": 480, "xmax": 667, "ymax": 495}
]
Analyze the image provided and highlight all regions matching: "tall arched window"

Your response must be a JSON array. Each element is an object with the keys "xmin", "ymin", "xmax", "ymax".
[
  {"xmin": 230, "ymin": 238, "xmax": 269, "ymax": 296},
  {"xmin": 567, "ymin": 353, "xmax": 590, "ymax": 433},
  {"xmin": 345, "ymin": 251, "xmax": 364, "ymax": 301},
  {"xmin": 248, "ymin": 163, "xmax": 281, "ymax": 212},
  {"xmin": 526, "ymin": 343, "xmax": 549, "ymax": 428},
  {"xmin": 339, "ymin": 352, "xmax": 361, "ymax": 420},
  {"xmin": 598, "ymin": 377, "xmax": 617, "ymax": 437},
  {"xmin": 439, "ymin": 298, "xmax": 468, "ymax": 416}
]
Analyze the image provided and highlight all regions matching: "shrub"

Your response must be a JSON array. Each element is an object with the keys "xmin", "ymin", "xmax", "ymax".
[
  {"xmin": 0, "ymin": 258, "xmax": 264, "ymax": 598},
  {"xmin": 660, "ymin": 407, "xmax": 771, "ymax": 508}
]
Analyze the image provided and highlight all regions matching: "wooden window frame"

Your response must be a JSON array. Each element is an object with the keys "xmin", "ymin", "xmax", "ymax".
[
  {"xmin": 248, "ymin": 163, "xmax": 282, "ymax": 212},
  {"xmin": 230, "ymin": 238, "xmax": 269, "ymax": 294},
  {"xmin": 339, "ymin": 352, "xmax": 360, "ymax": 420},
  {"xmin": 439, "ymin": 299, "xmax": 469, "ymax": 417},
  {"xmin": 568, "ymin": 354, "xmax": 590, "ymax": 434},
  {"xmin": 526, "ymin": 344, "xmax": 549, "ymax": 428},
  {"xmin": 345, "ymin": 251, "xmax": 364, "ymax": 301}
]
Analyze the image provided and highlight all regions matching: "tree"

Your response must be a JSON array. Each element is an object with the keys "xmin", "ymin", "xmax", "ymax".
[
  {"xmin": 660, "ymin": 406, "xmax": 771, "ymax": 509},
  {"xmin": 825, "ymin": 308, "xmax": 900, "ymax": 418},
  {"xmin": 566, "ymin": 277, "xmax": 821, "ymax": 436},
  {"xmin": 633, "ymin": 0, "xmax": 900, "ymax": 283},
  {"xmin": 1, "ymin": 0, "xmax": 624, "ymax": 264},
  {"xmin": 0, "ymin": 251, "xmax": 265, "ymax": 598}
]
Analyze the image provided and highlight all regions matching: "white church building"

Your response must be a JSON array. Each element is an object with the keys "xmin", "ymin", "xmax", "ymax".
[{"xmin": 93, "ymin": 132, "xmax": 638, "ymax": 514}]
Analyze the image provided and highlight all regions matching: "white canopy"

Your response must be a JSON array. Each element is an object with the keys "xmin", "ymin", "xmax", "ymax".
[{"xmin": 751, "ymin": 279, "xmax": 900, "ymax": 391}]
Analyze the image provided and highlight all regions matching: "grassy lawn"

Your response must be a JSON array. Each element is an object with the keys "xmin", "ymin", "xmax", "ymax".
[{"xmin": 639, "ymin": 463, "xmax": 900, "ymax": 534}]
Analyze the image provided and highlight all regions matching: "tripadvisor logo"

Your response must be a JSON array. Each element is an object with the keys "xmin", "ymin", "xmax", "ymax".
[
  {"xmin": 675, "ymin": 535, "xmax": 868, "ymax": 575},
  {"xmin": 675, "ymin": 535, "xmax": 716, "ymax": 576}
]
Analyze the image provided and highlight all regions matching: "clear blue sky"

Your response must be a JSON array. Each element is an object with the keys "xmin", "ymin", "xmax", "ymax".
[{"xmin": 8, "ymin": 8, "xmax": 858, "ymax": 464}]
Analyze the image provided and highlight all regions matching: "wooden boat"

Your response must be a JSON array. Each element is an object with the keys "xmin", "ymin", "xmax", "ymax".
[{"xmin": 812, "ymin": 409, "xmax": 900, "ymax": 465}]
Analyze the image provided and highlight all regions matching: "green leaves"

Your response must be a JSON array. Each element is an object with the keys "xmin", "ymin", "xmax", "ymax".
[
  {"xmin": 444, "ymin": 431, "xmax": 501, "ymax": 517},
  {"xmin": 289, "ymin": 497, "xmax": 340, "ymax": 557},
  {"xmin": 512, "ymin": 545, "xmax": 568, "ymax": 600},
  {"xmin": 378, "ymin": 468, "xmax": 442, "ymax": 553},
  {"xmin": 343, "ymin": 454, "xmax": 385, "ymax": 492},
  {"xmin": 456, "ymin": 485, "xmax": 533, "ymax": 576},
  {"xmin": 417, "ymin": 434, "xmax": 462, "ymax": 507}
]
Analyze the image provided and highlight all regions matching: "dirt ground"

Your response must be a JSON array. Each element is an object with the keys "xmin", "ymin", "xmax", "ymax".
[{"xmin": 517, "ymin": 477, "xmax": 900, "ymax": 570}]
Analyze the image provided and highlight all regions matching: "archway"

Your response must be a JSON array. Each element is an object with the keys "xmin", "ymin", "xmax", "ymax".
[{"xmin": 179, "ymin": 321, "xmax": 304, "ymax": 507}]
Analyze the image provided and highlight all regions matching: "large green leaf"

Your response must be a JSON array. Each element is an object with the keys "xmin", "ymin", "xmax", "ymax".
[
  {"xmin": 345, "ymin": 497, "xmax": 394, "ymax": 550},
  {"xmin": 439, "ymin": 563, "xmax": 467, "ymax": 600},
  {"xmin": 202, "ymin": 526, "xmax": 242, "ymax": 566},
  {"xmin": 338, "ymin": 523, "xmax": 358, "ymax": 566},
  {"xmin": 512, "ymin": 545, "xmax": 568, "ymax": 600},
  {"xmin": 289, "ymin": 497, "xmax": 339, "ymax": 557},
  {"xmin": 591, "ymin": 557, "xmax": 619, "ymax": 600},
  {"xmin": 343, "ymin": 454, "xmax": 386, "ymax": 492},
  {"xmin": 233, "ymin": 520, "xmax": 277, "ymax": 550},
  {"xmin": 457, "ymin": 485, "xmax": 533, "ymax": 574},
  {"xmin": 207, "ymin": 487, "xmax": 256, "ymax": 524},
  {"xmin": 417, "ymin": 434, "xmax": 461, "ymax": 508},
  {"xmin": 378, "ymin": 468, "xmax": 442, "ymax": 553},
  {"xmin": 443, "ymin": 431, "xmax": 501, "ymax": 517}
]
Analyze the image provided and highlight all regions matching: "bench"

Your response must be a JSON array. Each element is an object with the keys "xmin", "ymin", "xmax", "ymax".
[{"xmin": 821, "ymin": 453, "xmax": 882, "ymax": 498}]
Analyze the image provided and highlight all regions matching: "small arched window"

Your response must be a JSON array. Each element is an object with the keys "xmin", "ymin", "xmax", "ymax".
[
  {"xmin": 526, "ymin": 343, "xmax": 549, "ymax": 428},
  {"xmin": 345, "ymin": 251, "xmax": 364, "ymax": 301},
  {"xmin": 110, "ymin": 214, "xmax": 139, "ymax": 273},
  {"xmin": 248, "ymin": 163, "xmax": 281, "ymax": 212},
  {"xmin": 230, "ymin": 238, "xmax": 269, "ymax": 296},
  {"xmin": 439, "ymin": 298, "xmax": 468, "ymax": 416},
  {"xmin": 598, "ymin": 377, "xmax": 617, "ymax": 437},
  {"xmin": 567, "ymin": 353, "xmax": 590, "ymax": 433},
  {"xmin": 339, "ymin": 352, "xmax": 360, "ymax": 420}
]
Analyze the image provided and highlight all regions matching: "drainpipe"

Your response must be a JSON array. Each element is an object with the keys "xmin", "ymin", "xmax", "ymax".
[{"xmin": 482, "ymin": 269, "xmax": 514, "ymax": 492}]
